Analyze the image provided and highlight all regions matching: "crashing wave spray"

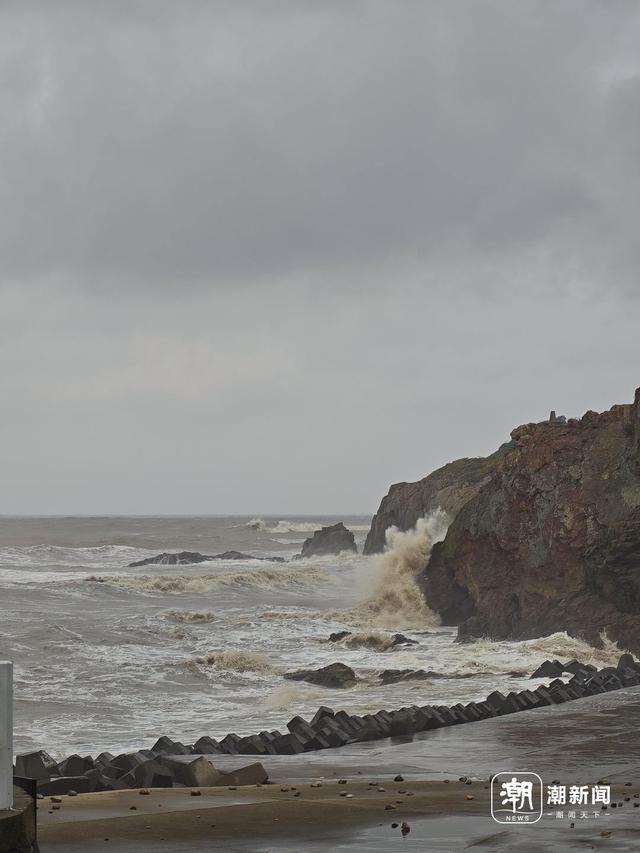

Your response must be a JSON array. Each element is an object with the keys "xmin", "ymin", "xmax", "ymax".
[{"xmin": 348, "ymin": 510, "xmax": 449, "ymax": 629}]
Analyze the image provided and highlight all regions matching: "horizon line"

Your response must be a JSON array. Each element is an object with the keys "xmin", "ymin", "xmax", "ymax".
[{"xmin": 0, "ymin": 512, "xmax": 374, "ymax": 519}]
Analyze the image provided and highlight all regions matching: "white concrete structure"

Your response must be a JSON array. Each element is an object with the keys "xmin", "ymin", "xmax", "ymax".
[{"xmin": 0, "ymin": 662, "xmax": 12, "ymax": 810}]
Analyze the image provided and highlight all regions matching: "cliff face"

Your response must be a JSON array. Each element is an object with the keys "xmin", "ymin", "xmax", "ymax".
[
  {"xmin": 423, "ymin": 390, "xmax": 640, "ymax": 653},
  {"xmin": 363, "ymin": 451, "xmax": 512, "ymax": 554}
]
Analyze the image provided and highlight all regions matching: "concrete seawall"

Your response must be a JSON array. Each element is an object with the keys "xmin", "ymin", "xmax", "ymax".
[{"xmin": 0, "ymin": 785, "xmax": 38, "ymax": 853}]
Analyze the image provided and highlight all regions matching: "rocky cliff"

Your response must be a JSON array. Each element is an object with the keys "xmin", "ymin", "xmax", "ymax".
[
  {"xmin": 422, "ymin": 390, "xmax": 640, "ymax": 653},
  {"xmin": 364, "ymin": 449, "xmax": 514, "ymax": 554}
]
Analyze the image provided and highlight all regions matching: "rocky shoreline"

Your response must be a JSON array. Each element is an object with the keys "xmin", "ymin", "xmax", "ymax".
[
  {"xmin": 366, "ymin": 387, "xmax": 640, "ymax": 654},
  {"xmin": 14, "ymin": 653, "xmax": 640, "ymax": 798}
]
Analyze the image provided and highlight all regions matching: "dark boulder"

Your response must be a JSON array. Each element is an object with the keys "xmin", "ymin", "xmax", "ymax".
[
  {"xmin": 379, "ymin": 668, "xmax": 474, "ymax": 684},
  {"xmin": 301, "ymin": 523, "xmax": 357, "ymax": 557},
  {"xmin": 618, "ymin": 653, "xmax": 640, "ymax": 672},
  {"xmin": 212, "ymin": 550, "xmax": 285, "ymax": 563},
  {"xmin": 284, "ymin": 662, "xmax": 357, "ymax": 688},
  {"xmin": 328, "ymin": 631, "xmax": 352, "ymax": 642},
  {"xmin": 129, "ymin": 551, "xmax": 212, "ymax": 567},
  {"xmin": 390, "ymin": 633, "xmax": 418, "ymax": 646},
  {"xmin": 379, "ymin": 669, "xmax": 431, "ymax": 685}
]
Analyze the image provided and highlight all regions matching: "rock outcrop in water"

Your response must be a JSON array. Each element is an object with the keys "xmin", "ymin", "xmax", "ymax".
[
  {"xmin": 300, "ymin": 523, "xmax": 357, "ymax": 557},
  {"xmin": 327, "ymin": 631, "xmax": 417, "ymax": 648},
  {"xmin": 421, "ymin": 389, "xmax": 640, "ymax": 653},
  {"xmin": 128, "ymin": 550, "xmax": 285, "ymax": 567},
  {"xmin": 363, "ymin": 452, "xmax": 513, "ymax": 554},
  {"xmin": 283, "ymin": 662, "xmax": 357, "ymax": 688}
]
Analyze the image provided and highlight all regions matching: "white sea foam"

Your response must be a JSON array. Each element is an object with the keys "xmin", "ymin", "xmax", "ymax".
[
  {"xmin": 383, "ymin": 630, "xmax": 627, "ymax": 677},
  {"xmin": 191, "ymin": 650, "xmax": 274, "ymax": 673},
  {"xmin": 161, "ymin": 610, "xmax": 217, "ymax": 623}
]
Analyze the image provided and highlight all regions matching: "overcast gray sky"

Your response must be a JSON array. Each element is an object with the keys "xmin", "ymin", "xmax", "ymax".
[{"xmin": 1, "ymin": 0, "xmax": 639, "ymax": 514}]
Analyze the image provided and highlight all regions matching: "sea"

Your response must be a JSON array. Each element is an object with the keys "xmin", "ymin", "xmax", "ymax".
[{"xmin": 0, "ymin": 514, "xmax": 625, "ymax": 759}]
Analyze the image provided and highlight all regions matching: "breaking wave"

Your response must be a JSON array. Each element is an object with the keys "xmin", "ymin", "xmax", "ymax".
[
  {"xmin": 86, "ymin": 564, "xmax": 334, "ymax": 593},
  {"xmin": 340, "ymin": 631, "xmax": 396, "ymax": 651},
  {"xmin": 523, "ymin": 631, "xmax": 626, "ymax": 669},
  {"xmin": 161, "ymin": 610, "xmax": 217, "ymax": 623},
  {"xmin": 395, "ymin": 631, "xmax": 629, "ymax": 678},
  {"xmin": 343, "ymin": 511, "xmax": 449, "ymax": 629},
  {"xmin": 191, "ymin": 650, "xmax": 274, "ymax": 673}
]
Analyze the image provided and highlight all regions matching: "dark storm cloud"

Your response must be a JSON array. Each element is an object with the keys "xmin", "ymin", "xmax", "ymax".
[
  {"xmin": 1, "ymin": 0, "xmax": 639, "ymax": 286},
  {"xmin": 2, "ymin": 2, "xmax": 640, "ymax": 514}
]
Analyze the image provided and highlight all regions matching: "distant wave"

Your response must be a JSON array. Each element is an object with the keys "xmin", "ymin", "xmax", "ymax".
[
  {"xmin": 0, "ymin": 544, "xmax": 148, "ymax": 568},
  {"xmin": 246, "ymin": 518, "xmax": 269, "ymax": 531},
  {"xmin": 246, "ymin": 518, "xmax": 370, "ymax": 534},
  {"xmin": 85, "ymin": 564, "xmax": 334, "ymax": 593}
]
